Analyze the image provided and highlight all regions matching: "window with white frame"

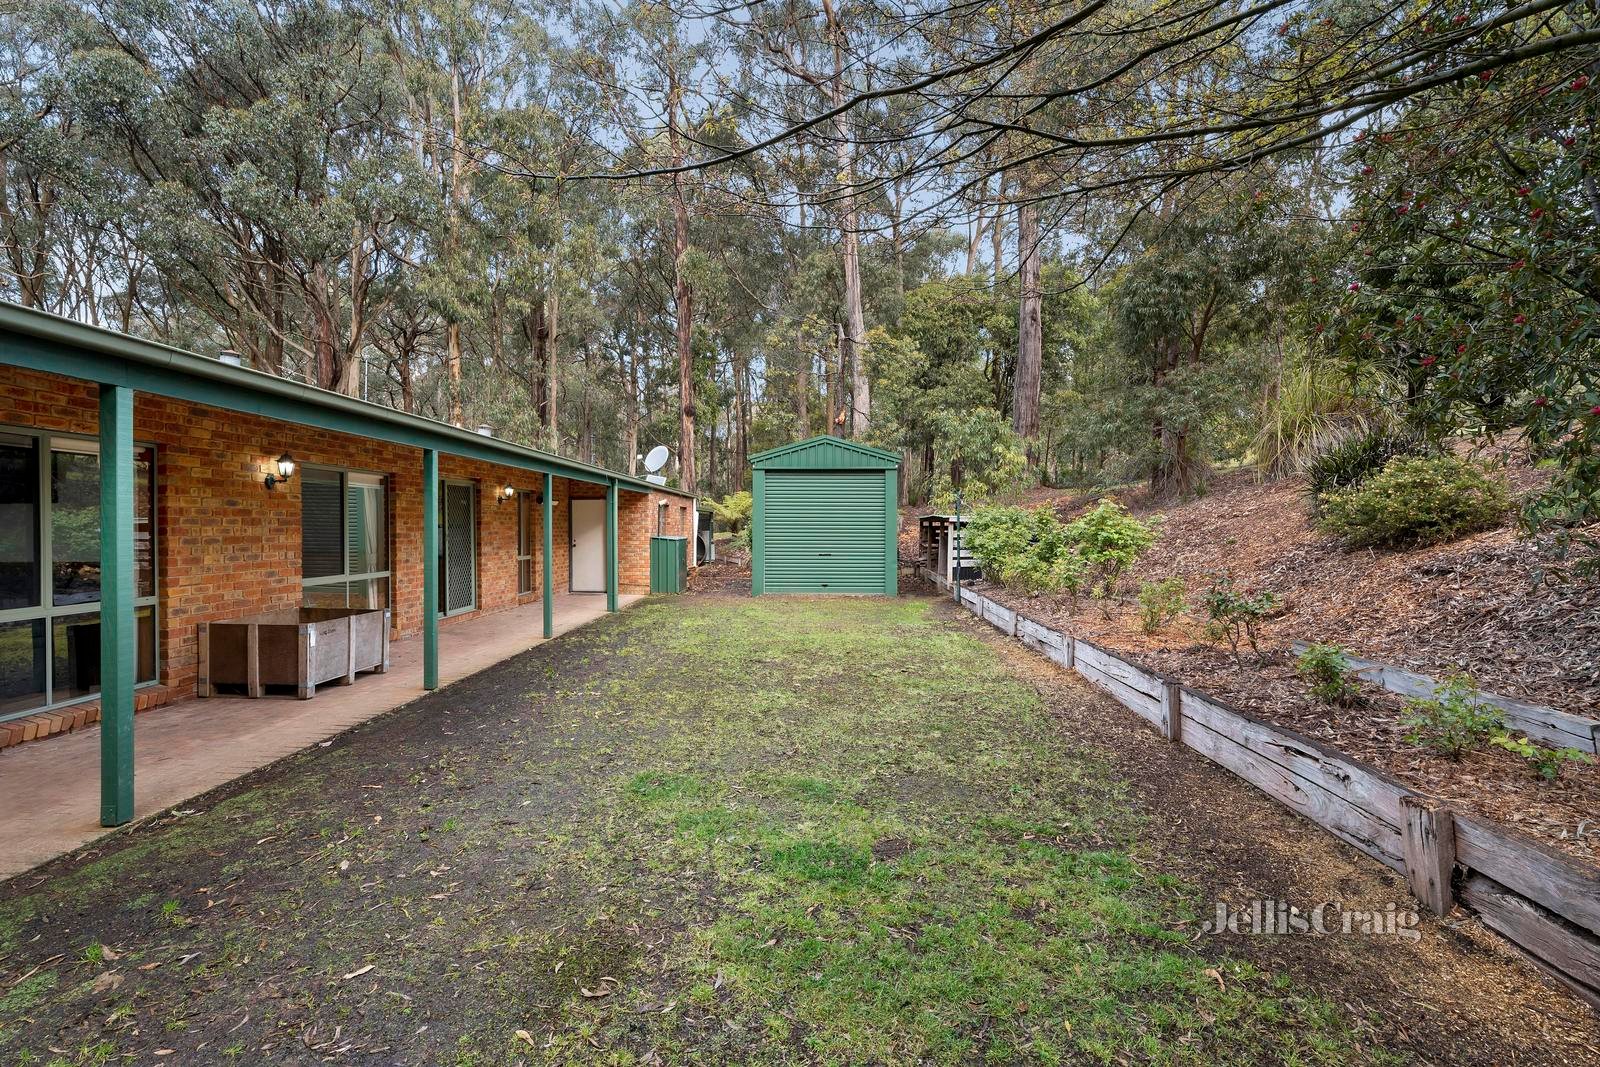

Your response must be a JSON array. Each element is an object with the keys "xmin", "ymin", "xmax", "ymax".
[
  {"xmin": 517, "ymin": 490, "xmax": 535, "ymax": 595},
  {"xmin": 301, "ymin": 468, "xmax": 389, "ymax": 609}
]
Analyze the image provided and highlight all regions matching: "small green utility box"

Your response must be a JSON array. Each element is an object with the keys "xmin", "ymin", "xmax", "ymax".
[{"xmin": 649, "ymin": 536, "xmax": 688, "ymax": 594}]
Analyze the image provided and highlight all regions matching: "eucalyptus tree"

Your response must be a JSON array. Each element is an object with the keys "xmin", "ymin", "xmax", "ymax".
[
  {"xmin": 574, "ymin": 0, "xmax": 739, "ymax": 491},
  {"xmin": 65, "ymin": 0, "xmax": 431, "ymax": 390}
]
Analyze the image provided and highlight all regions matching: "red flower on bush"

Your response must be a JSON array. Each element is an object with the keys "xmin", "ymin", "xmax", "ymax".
[
  {"xmin": 1573, "ymin": 75, "xmax": 1590, "ymax": 91},
  {"xmin": 1421, "ymin": 355, "xmax": 1437, "ymax": 367},
  {"xmin": 1514, "ymin": 313, "xmax": 1528, "ymax": 325}
]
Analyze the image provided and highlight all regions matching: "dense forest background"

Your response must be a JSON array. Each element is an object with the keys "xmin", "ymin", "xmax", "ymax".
[{"xmin": 3, "ymin": 0, "xmax": 1597, "ymax": 530}]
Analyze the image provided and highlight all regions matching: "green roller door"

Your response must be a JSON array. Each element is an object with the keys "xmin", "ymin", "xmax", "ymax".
[{"xmin": 763, "ymin": 470, "xmax": 887, "ymax": 593}]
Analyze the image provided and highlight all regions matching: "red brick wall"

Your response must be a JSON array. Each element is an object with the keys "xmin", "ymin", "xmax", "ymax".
[{"xmin": 0, "ymin": 368, "xmax": 694, "ymax": 709}]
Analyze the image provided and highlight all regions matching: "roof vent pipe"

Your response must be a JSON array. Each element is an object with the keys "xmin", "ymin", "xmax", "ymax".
[
  {"xmin": 218, "ymin": 349, "xmax": 243, "ymax": 366},
  {"xmin": 476, "ymin": 423, "xmax": 494, "ymax": 437}
]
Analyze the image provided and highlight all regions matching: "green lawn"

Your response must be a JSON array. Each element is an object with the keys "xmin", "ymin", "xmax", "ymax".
[{"xmin": 0, "ymin": 597, "xmax": 1388, "ymax": 1065}]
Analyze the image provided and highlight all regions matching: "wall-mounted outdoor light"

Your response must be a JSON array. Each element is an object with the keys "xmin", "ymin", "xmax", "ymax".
[
  {"xmin": 498, "ymin": 483, "xmax": 516, "ymax": 503},
  {"xmin": 265, "ymin": 452, "xmax": 296, "ymax": 490}
]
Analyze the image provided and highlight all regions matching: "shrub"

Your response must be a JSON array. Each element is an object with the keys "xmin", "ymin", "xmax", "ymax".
[
  {"xmin": 1490, "ymin": 733, "xmax": 1596, "ymax": 782},
  {"xmin": 1251, "ymin": 358, "xmax": 1396, "ymax": 479},
  {"xmin": 1037, "ymin": 550, "xmax": 1090, "ymax": 602},
  {"xmin": 1305, "ymin": 429, "xmax": 1426, "ymax": 502},
  {"xmin": 1403, "ymin": 676, "xmax": 1502, "ymax": 759},
  {"xmin": 965, "ymin": 505, "xmax": 1080, "ymax": 597},
  {"xmin": 707, "ymin": 490, "xmax": 753, "ymax": 533},
  {"xmin": 965, "ymin": 505, "xmax": 1051, "ymax": 575},
  {"xmin": 1295, "ymin": 643, "xmax": 1359, "ymax": 705},
  {"xmin": 1065, "ymin": 501, "xmax": 1158, "ymax": 598},
  {"xmin": 1198, "ymin": 577, "xmax": 1279, "ymax": 665},
  {"xmin": 1317, "ymin": 455, "xmax": 1509, "ymax": 549},
  {"xmin": 1137, "ymin": 578, "xmax": 1185, "ymax": 634}
]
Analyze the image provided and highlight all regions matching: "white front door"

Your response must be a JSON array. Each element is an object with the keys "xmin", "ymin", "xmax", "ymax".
[{"xmin": 570, "ymin": 498, "xmax": 606, "ymax": 592}]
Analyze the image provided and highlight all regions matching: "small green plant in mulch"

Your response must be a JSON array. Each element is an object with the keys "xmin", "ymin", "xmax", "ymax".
[
  {"xmin": 1198, "ymin": 577, "xmax": 1280, "ymax": 665},
  {"xmin": 1295, "ymin": 643, "xmax": 1360, "ymax": 705},
  {"xmin": 1403, "ymin": 676, "xmax": 1503, "ymax": 759},
  {"xmin": 1137, "ymin": 577, "xmax": 1186, "ymax": 634},
  {"xmin": 1317, "ymin": 454, "xmax": 1509, "ymax": 549},
  {"xmin": 1490, "ymin": 733, "xmax": 1596, "ymax": 782}
]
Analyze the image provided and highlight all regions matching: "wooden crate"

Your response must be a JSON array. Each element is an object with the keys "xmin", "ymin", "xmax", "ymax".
[{"xmin": 198, "ymin": 607, "xmax": 390, "ymax": 700}]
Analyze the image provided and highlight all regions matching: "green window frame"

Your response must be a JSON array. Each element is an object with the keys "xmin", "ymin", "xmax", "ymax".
[
  {"xmin": 301, "ymin": 466, "xmax": 391, "ymax": 610},
  {"xmin": 0, "ymin": 425, "xmax": 159, "ymax": 722}
]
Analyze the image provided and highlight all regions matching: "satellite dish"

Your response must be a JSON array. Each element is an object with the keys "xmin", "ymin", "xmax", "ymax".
[{"xmin": 643, "ymin": 445, "xmax": 671, "ymax": 474}]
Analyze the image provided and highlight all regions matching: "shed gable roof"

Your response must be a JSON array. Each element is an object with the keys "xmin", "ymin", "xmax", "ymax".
[{"xmin": 750, "ymin": 435, "xmax": 900, "ymax": 470}]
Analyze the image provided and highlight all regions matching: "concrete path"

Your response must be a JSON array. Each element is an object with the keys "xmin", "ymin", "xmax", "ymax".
[{"xmin": 0, "ymin": 593, "xmax": 642, "ymax": 879}]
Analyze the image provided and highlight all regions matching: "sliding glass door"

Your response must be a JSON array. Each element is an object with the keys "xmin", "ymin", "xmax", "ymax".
[{"xmin": 0, "ymin": 427, "xmax": 158, "ymax": 720}]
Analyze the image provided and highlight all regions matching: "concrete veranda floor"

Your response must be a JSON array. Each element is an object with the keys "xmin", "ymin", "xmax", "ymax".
[{"xmin": 0, "ymin": 592, "xmax": 642, "ymax": 879}]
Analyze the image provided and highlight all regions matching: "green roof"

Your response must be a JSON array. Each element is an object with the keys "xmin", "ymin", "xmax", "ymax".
[
  {"xmin": 750, "ymin": 435, "xmax": 900, "ymax": 470},
  {"xmin": 0, "ymin": 301, "xmax": 693, "ymax": 499}
]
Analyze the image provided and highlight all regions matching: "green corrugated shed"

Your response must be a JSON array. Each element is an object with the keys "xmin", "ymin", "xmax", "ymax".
[{"xmin": 750, "ymin": 436, "xmax": 899, "ymax": 596}]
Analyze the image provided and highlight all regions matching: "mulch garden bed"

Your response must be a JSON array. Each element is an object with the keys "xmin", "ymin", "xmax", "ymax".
[
  {"xmin": 907, "ymin": 440, "xmax": 1599, "ymax": 866},
  {"xmin": 967, "ymin": 581, "xmax": 1600, "ymax": 867}
]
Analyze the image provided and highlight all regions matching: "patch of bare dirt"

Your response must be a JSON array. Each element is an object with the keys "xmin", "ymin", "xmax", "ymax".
[{"xmin": 687, "ymin": 556, "xmax": 750, "ymax": 596}]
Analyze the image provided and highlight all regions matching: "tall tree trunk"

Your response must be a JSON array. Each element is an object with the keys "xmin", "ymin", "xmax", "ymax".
[
  {"xmin": 991, "ymin": 171, "xmax": 1006, "ymax": 282},
  {"xmin": 446, "ymin": 322, "xmax": 464, "ymax": 425},
  {"xmin": 625, "ymin": 307, "xmax": 643, "ymax": 475},
  {"xmin": 965, "ymin": 207, "xmax": 987, "ymax": 277},
  {"xmin": 832, "ymin": 325, "xmax": 851, "ymax": 436},
  {"xmin": 824, "ymin": 345, "xmax": 838, "ymax": 435},
  {"xmin": 1149, "ymin": 336, "xmax": 1200, "ymax": 496},
  {"xmin": 311, "ymin": 265, "xmax": 340, "ymax": 391},
  {"xmin": 444, "ymin": 65, "xmax": 474, "ymax": 428},
  {"xmin": 794, "ymin": 324, "xmax": 810, "ymax": 437},
  {"xmin": 397, "ymin": 349, "xmax": 415, "ymax": 414},
  {"xmin": 822, "ymin": 0, "xmax": 869, "ymax": 438},
  {"xmin": 1012, "ymin": 191, "xmax": 1043, "ymax": 455},
  {"xmin": 543, "ymin": 285, "xmax": 560, "ymax": 450},
  {"xmin": 669, "ymin": 121, "xmax": 697, "ymax": 492}
]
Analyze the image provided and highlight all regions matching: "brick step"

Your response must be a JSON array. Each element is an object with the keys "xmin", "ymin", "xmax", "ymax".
[{"xmin": 0, "ymin": 688, "xmax": 174, "ymax": 751}]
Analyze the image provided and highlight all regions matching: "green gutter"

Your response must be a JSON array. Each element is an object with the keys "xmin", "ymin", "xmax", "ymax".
[{"xmin": 0, "ymin": 302, "xmax": 694, "ymax": 500}]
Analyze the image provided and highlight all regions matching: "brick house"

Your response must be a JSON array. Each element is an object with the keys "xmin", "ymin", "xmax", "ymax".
[{"xmin": 0, "ymin": 303, "xmax": 695, "ymax": 825}]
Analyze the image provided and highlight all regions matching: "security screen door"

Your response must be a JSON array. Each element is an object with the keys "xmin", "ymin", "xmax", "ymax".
[{"xmin": 438, "ymin": 480, "xmax": 477, "ymax": 616}]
